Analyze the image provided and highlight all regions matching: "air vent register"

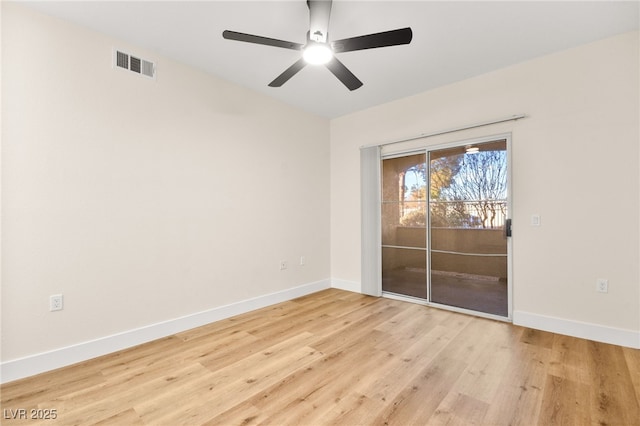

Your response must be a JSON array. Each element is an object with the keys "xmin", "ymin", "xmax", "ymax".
[{"xmin": 114, "ymin": 49, "xmax": 156, "ymax": 79}]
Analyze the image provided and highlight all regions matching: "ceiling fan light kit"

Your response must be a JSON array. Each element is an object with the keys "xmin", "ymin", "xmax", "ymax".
[
  {"xmin": 303, "ymin": 42, "xmax": 333, "ymax": 65},
  {"xmin": 222, "ymin": 0, "xmax": 412, "ymax": 91}
]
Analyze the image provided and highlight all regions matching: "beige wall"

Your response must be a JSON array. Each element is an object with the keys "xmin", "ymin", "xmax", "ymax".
[
  {"xmin": 383, "ymin": 228, "xmax": 507, "ymax": 281},
  {"xmin": 1, "ymin": 4, "xmax": 330, "ymax": 361},
  {"xmin": 331, "ymin": 31, "xmax": 639, "ymax": 333},
  {"xmin": 431, "ymin": 229, "xmax": 507, "ymax": 279}
]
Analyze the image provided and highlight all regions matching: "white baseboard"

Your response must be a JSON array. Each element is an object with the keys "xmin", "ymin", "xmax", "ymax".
[
  {"xmin": 331, "ymin": 278, "xmax": 361, "ymax": 293},
  {"xmin": 513, "ymin": 310, "xmax": 640, "ymax": 349},
  {"xmin": 0, "ymin": 279, "xmax": 331, "ymax": 384}
]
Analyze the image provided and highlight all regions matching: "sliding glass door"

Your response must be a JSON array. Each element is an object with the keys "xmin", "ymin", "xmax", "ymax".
[
  {"xmin": 429, "ymin": 139, "xmax": 509, "ymax": 316},
  {"xmin": 381, "ymin": 153, "xmax": 428, "ymax": 299},
  {"xmin": 381, "ymin": 137, "xmax": 511, "ymax": 318}
]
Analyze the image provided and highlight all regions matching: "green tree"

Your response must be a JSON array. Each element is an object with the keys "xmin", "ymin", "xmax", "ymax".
[
  {"xmin": 428, "ymin": 155, "xmax": 463, "ymax": 227},
  {"xmin": 430, "ymin": 156, "xmax": 462, "ymax": 199}
]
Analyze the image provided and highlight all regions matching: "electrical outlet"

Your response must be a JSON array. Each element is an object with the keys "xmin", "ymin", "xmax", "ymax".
[
  {"xmin": 596, "ymin": 279, "xmax": 608, "ymax": 293},
  {"xmin": 300, "ymin": 256, "xmax": 305, "ymax": 266},
  {"xmin": 280, "ymin": 261, "xmax": 288, "ymax": 270},
  {"xmin": 50, "ymin": 294, "xmax": 64, "ymax": 311}
]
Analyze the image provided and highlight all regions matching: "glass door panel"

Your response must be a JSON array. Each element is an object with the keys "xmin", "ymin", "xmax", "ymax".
[
  {"xmin": 429, "ymin": 140, "xmax": 509, "ymax": 316},
  {"xmin": 381, "ymin": 153, "xmax": 427, "ymax": 299}
]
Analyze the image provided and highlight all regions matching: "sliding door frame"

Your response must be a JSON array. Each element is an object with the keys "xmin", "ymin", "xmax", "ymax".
[{"xmin": 379, "ymin": 133, "xmax": 513, "ymax": 322}]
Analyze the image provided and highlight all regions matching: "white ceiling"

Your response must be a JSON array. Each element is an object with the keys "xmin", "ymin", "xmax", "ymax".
[{"xmin": 17, "ymin": 1, "xmax": 640, "ymax": 118}]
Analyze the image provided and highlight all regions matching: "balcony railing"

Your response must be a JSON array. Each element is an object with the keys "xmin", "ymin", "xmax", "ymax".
[{"xmin": 430, "ymin": 199, "xmax": 507, "ymax": 229}]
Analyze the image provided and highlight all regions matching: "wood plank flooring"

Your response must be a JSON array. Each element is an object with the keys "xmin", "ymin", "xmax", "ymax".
[{"xmin": 2, "ymin": 289, "xmax": 639, "ymax": 425}]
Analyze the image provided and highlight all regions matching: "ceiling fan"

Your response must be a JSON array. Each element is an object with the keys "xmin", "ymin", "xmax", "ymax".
[{"xmin": 222, "ymin": 0, "xmax": 412, "ymax": 91}]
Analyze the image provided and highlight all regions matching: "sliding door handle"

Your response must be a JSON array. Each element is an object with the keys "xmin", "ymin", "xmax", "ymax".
[{"xmin": 505, "ymin": 219, "xmax": 512, "ymax": 237}]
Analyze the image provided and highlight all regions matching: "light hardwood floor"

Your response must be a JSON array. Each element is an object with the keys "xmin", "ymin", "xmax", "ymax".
[{"xmin": 2, "ymin": 289, "xmax": 639, "ymax": 425}]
